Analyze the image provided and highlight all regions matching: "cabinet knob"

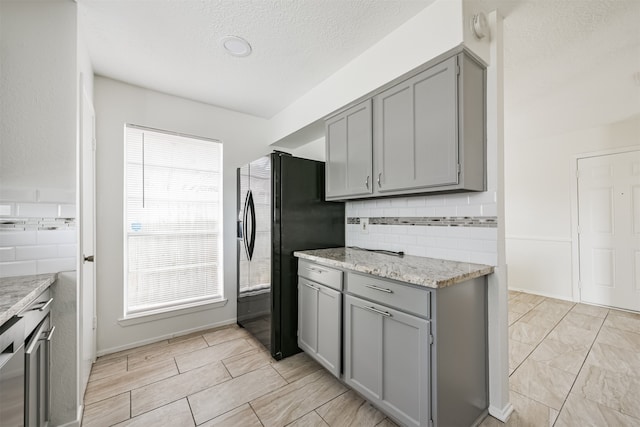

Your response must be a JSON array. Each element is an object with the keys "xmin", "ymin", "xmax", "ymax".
[
  {"xmin": 365, "ymin": 176, "xmax": 369, "ymax": 189},
  {"xmin": 377, "ymin": 173, "xmax": 382, "ymax": 188}
]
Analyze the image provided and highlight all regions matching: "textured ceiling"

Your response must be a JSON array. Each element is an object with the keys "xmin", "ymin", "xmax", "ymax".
[
  {"xmin": 79, "ymin": 0, "xmax": 640, "ymax": 137},
  {"xmin": 78, "ymin": 0, "xmax": 433, "ymax": 118}
]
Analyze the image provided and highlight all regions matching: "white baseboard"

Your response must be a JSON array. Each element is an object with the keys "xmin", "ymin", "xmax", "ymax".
[
  {"xmin": 489, "ymin": 402, "xmax": 514, "ymax": 422},
  {"xmin": 55, "ymin": 406, "xmax": 82, "ymax": 427},
  {"xmin": 96, "ymin": 318, "xmax": 237, "ymax": 357},
  {"xmin": 508, "ymin": 287, "xmax": 575, "ymax": 303}
]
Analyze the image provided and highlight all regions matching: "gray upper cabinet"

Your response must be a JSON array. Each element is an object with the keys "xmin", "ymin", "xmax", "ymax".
[
  {"xmin": 325, "ymin": 99, "xmax": 373, "ymax": 200},
  {"xmin": 324, "ymin": 48, "xmax": 486, "ymax": 200}
]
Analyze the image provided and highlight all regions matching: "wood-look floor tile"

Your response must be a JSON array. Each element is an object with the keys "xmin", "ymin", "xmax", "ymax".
[
  {"xmin": 509, "ymin": 321, "xmax": 550, "ymax": 346},
  {"xmin": 272, "ymin": 351, "xmax": 323, "ymax": 383},
  {"xmin": 188, "ymin": 365, "xmax": 287, "ymax": 425},
  {"xmin": 561, "ymin": 311, "xmax": 605, "ymax": 332},
  {"xmin": 509, "ymin": 359, "xmax": 575, "ymax": 410},
  {"xmin": 529, "ymin": 338, "xmax": 590, "ymax": 375},
  {"xmin": 316, "ymin": 390, "xmax": 386, "ymax": 426},
  {"xmin": 127, "ymin": 336, "xmax": 208, "ymax": 370},
  {"xmin": 585, "ymin": 342, "xmax": 640, "ymax": 377},
  {"xmin": 375, "ymin": 418, "xmax": 399, "ymax": 427},
  {"xmin": 517, "ymin": 309, "xmax": 564, "ymax": 330},
  {"xmin": 222, "ymin": 348, "xmax": 273, "ymax": 377},
  {"xmin": 84, "ymin": 359, "xmax": 178, "ymax": 405},
  {"xmin": 555, "ymin": 393, "xmax": 640, "ymax": 427},
  {"xmin": 202, "ymin": 325, "xmax": 252, "ymax": 346},
  {"xmin": 508, "ymin": 290, "xmax": 522, "ymax": 300},
  {"xmin": 603, "ymin": 313, "xmax": 640, "ymax": 334},
  {"xmin": 89, "ymin": 356, "xmax": 127, "ymax": 382},
  {"xmin": 608, "ymin": 309, "xmax": 640, "ymax": 321},
  {"xmin": 595, "ymin": 326, "xmax": 640, "ymax": 352},
  {"xmin": 175, "ymin": 338, "xmax": 256, "ymax": 373},
  {"xmin": 508, "ymin": 310, "xmax": 525, "ymax": 326},
  {"xmin": 571, "ymin": 303, "xmax": 609, "ymax": 319},
  {"xmin": 286, "ymin": 411, "xmax": 329, "ymax": 427},
  {"xmin": 167, "ymin": 326, "xmax": 227, "ymax": 344},
  {"xmin": 82, "ymin": 392, "xmax": 130, "ymax": 427},
  {"xmin": 131, "ymin": 360, "xmax": 230, "ymax": 417},
  {"xmin": 573, "ymin": 364, "xmax": 640, "ymax": 420},
  {"xmin": 508, "ymin": 300, "xmax": 541, "ymax": 315},
  {"xmin": 534, "ymin": 299, "xmax": 574, "ymax": 317},
  {"xmin": 199, "ymin": 404, "xmax": 263, "ymax": 427},
  {"xmin": 112, "ymin": 398, "xmax": 194, "ymax": 427},
  {"xmin": 251, "ymin": 369, "xmax": 348, "ymax": 427},
  {"xmin": 96, "ymin": 340, "xmax": 169, "ymax": 362},
  {"xmin": 512, "ymin": 293, "xmax": 546, "ymax": 306}
]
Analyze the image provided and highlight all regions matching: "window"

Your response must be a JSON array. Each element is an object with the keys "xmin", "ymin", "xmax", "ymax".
[{"xmin": 124, "ymin": 125, "xmax": 223, "ymax": 317}]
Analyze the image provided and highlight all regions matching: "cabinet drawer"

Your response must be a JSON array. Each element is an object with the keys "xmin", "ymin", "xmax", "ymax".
[
  {"xmin": 346, "ymin": 273, "xmax": 429, "ymax": 318},
  {"xmin": 18, "ymin": 288, "xmax": 52, "ymax": 334},
  {"xmin": 298, "ymin": 259, "xmax": 343, "ymax": 291}
]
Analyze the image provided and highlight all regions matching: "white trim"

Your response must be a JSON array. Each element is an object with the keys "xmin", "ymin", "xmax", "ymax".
[
  {"xmin": 118, "ymin": 298, "xmax": 228, "ymax": 327},
  {"xmin": 99, "ymin": 318, "xmax": 236, "ymax": 357},
  {"xmin": 569, "ymin": 147, "xmax": 640, "ymax": 304},
  {"xmin": 506, "ymin": 235, "xmax": 571, "ymax": 243},
  {"xmin": 488, "ymin": 402, "xmax": 514, "ymax": 422}
]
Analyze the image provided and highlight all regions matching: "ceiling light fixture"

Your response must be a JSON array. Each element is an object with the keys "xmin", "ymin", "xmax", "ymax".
[{"xmin": 220, "ymin": 35, "xmax": 252, "ymax": 57}]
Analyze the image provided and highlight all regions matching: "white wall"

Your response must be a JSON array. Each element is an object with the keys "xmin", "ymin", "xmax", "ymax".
[
  {"xmin": 505, "ymin": 113, "xmax": 640, "ymax": 300},
  {"xmin": 94, "ymin": 77, "xmax": 269, "ymax": 355}
]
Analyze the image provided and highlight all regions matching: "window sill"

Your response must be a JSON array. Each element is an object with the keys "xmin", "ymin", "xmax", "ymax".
[{"xmin": 118, "ymin": 298, "xmax": 228, "ymax": 327}]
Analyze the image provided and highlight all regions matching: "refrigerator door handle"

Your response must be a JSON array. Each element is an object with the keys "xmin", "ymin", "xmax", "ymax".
[
  {"xmin": 246, "ymin": 190, "xmax": 256, "ymax": 260},
  {"xmin": 242, "ymin": 191, "xmax": 251, "ymax": 260}
]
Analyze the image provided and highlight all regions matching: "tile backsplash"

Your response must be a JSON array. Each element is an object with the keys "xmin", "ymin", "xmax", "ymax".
[
  {"xmin": 0, "ymin": 188, "xmax": 77, "ymax": 277},
  {"xmin": 346, "ymin": 192, "xmax": 498, "ymax": 265}
]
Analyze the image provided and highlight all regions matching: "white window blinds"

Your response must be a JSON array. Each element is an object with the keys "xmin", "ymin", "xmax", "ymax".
[{"xmin": 124, "ymin": 125, "xmax": 223, "ymax": 316}]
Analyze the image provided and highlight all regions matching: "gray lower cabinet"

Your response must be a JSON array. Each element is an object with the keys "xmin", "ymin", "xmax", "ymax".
[
  {"xmin": 344, "ymin": 294, "xmax": 430, "ymax": 427},
  {"xmin": 297, "ymin": 277, "xmax": 341, "ymax": 377}
]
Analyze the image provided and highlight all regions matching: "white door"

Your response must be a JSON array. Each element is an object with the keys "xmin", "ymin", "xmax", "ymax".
[
  {"xmin": 578, "ymin": 150, "xmax": 640, "ymax": 311},
  {"xmin": 79, "ymin": 76, "xmax": 96, "ymax": 396}
]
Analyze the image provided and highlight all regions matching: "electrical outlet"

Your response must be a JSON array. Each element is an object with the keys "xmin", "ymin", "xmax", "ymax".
[{"xmin": 360, "ymin": 217, "xmax": 369, "ymax": 234}]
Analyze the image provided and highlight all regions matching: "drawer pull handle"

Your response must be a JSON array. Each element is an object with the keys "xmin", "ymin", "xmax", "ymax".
[
  {"xmin": 44, "ymin": 326, "xmax": 55, "ymax": 342},
  {"xmin": 365, "ymin": 306, "xmax": 392, "ymax": 317},
  {"xmin": 32, "ymin": 298, "xmax": 53, "ymax": 312},
  {"xmin": 304, "ymin": 282, "xmax": 320, "ymax": 291},
  {"xmin": 305, "ymin": 266, "xmax": 327, "ymax": 274},
  {"xmin": 365, "ymin": 285, "xmax": 393, "ymax": 294}
]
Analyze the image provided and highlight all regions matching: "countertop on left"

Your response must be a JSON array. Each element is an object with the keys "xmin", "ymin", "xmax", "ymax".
[{"xmin": 0, "ymin": 273, "xmax": 57, "ymax": 325}]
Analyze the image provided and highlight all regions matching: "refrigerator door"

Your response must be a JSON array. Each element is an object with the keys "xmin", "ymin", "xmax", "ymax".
[
  {"xmin": 272, "ymin": 154, "xmax": 345, "ymax": 359},
  {"xmin": 237, "ymin": 156, "xmax": 272, "ymax": 350}
]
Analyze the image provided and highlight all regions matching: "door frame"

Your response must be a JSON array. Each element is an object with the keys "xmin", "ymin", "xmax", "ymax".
[{"xmin": 570, "ymin": 145, "xmax": 640, "ymax": 303}]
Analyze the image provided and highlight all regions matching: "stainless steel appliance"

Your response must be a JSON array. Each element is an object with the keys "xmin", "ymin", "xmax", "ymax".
[
  {"xmin": 237, "ymin": 152, "xmax": 344, "ymax": 360},
  {"xmin": 0, "ymin": 292, "xmax": 54, "ymax": 427}
]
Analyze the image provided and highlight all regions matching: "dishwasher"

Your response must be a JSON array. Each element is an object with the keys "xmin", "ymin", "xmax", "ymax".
[{"xmin": 0, "ymin": 290, "xmax": 54, "ymax": 427}]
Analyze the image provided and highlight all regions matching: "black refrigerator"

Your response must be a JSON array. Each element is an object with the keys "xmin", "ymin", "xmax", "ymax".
[{"xmin": 237, "ymin": 152, "xmax": 344, "ymax": 360}]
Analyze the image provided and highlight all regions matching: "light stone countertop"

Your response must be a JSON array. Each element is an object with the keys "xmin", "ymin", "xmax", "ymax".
[
  {"xmin": 294, "ymin": 247, "xmax": 494, "ymax": 289},
  {"xmin": 0, "ymin": 273, "xmax": 57, "ymax": 325}
]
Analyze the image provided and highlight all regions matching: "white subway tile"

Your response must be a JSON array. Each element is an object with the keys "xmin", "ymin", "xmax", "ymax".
[
  {"xmin": 382, "ymin": 208, "xmax": 399, "ymax": 217},
  {"xmin": 390, "ymin": 198, "xmax": 407, "ymax": 208},
  {"xmin": 0, "ymin": 231, "xmax": 37, "ymax": 246},
  {"xmin": 0, "ymin": 260, "xmax": 37, "ymax": 277},
  {"xmin": 443, "ymin": 194, "xmax": 470, "ymax": 206},
  {"xmin": 37, "ymin": 257, "xmax": 76, "ymax": 274},
  {"xmin": 37, "ymin": 229, "xmax": 77, "ymax": 245},
  {"xmin": 58, "ymin": 204, "xmax": 76, "ymax": 218},
  {"xmin": 399, "ymin": 234, "xmax": 417, "ymax": 245},
  {"xmin": 0, "ymin": 203, "xmax": 14, "ymax": 216},
  {"xmin": 15, "ymin": 245, "xmax": 58, "ymax": 260},
  {"xmin": 406, "ymin": 196, "xmax": 426, "ymax": 207},
  {"xmin": 0, "ymin": 247, "xmax": 15, "ymax": 262},
  {"xmin": 397, "ymin": 207, "xmax": 416, "ymax": 217},
  {"xmin": 481, "ymin": 204, "xmax": 497, "ymax": 216},
  {"xmin": 37, "ymin": 189, "xmax": 75, "ymax": 204},
  {"xmin": 457, "ymin": 204, "xmax": 482, "ymax": 217},
  {"xmin": 434, "ymin": 206, "xmax": 457, "ymax": 217},
  {"xmin": 469, "ymin": 252, "xmax": 497, "ymax": 266},
  {"xmin": 16, "ymin": 203, "xmax": 58, "ymax": 218},
  {"xmin": 424, "ymin": 196, "xmax": 445, "ymax": 207},
  {"xmin": 0, "ymin": 188, "xmax": 37, "ymax": 203},
  {"xmin": 403, "ymin": 245, "xmax": 426, "ymax": 257},
  {"xmin": 468, "ymin": 227, "xmax": 498, "ymax": 240},
  {"xmin": 414, "ymin": 207, "xmax": 436, "ymax": 217},
  {"xmin": 468, "ymin": 191, "xmax": 497, "ymax": 205},
  {"xmin": 375, "ymin": 199, "xmax": 391, "ymax": 208},
  {"xmin": 360, "ymin": 200, "xmax": 377, "ymax": 209}
]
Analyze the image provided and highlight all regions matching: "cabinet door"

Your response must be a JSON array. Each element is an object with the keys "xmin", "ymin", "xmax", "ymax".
[
  {"xmin": 325, "ymin": 99, "xmax": 373, "ymax": 199},
  {"xmin": 344, "ymin": 295, "xmax": 430, "ymax": 427},
  {"xmin": 316, "ymin": 284, "xmax": 341, "ymax": 377},
  {"xmin": 298, "ymin": 279, "xmax": 319, "ymax": 354},
  {"xmin": 374, "ymin": 56, "xmax": 458, "ymax": 193}
]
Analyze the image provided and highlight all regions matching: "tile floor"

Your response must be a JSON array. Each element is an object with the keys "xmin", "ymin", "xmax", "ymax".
[{"xmin": 82, "ymin": 292, "xmax": 640, "ymax": 426}]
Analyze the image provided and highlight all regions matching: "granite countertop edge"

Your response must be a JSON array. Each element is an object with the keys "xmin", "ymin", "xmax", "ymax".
[
  {"xmin": 0, "ymin": 273, "xmax": 57, "ymax": 325},
  {"xmin": 294, "ymin": 248, "xmax": 494, "ymax": 289}
]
